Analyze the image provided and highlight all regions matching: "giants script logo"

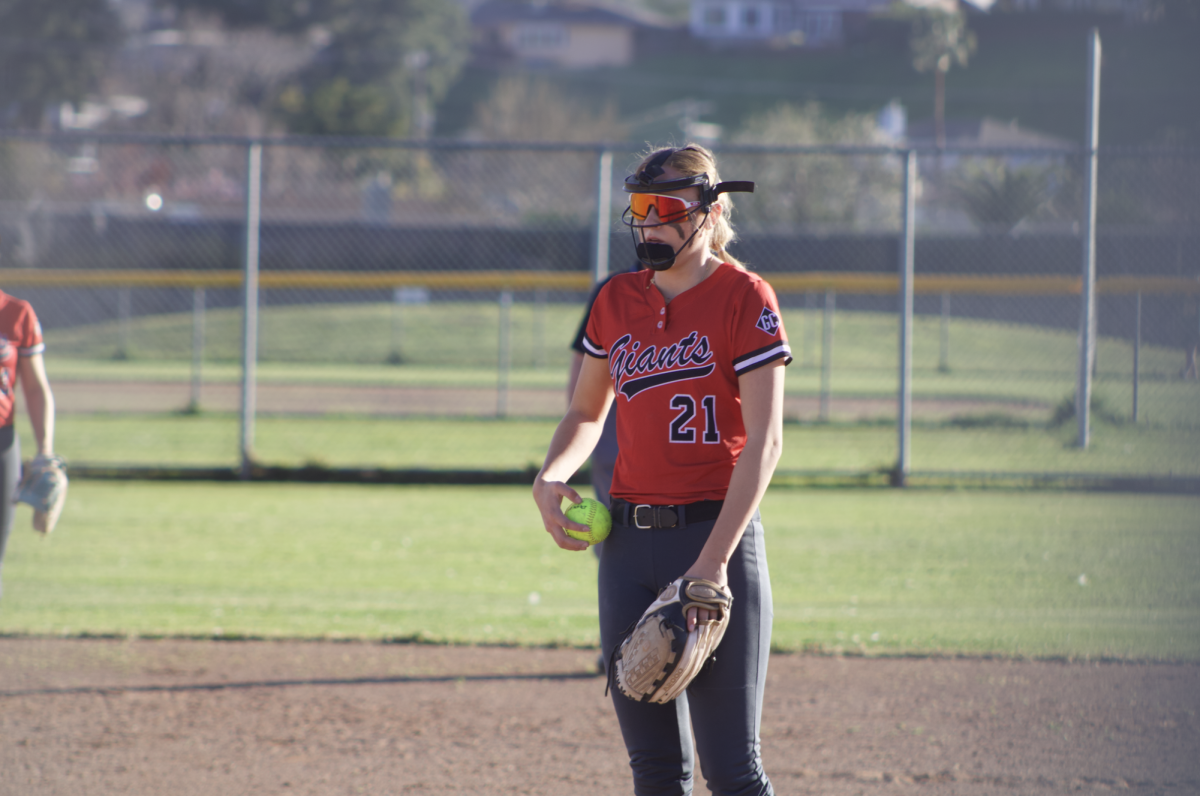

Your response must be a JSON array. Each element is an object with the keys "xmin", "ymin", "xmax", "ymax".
[{"xmin": 609, "ymin": 332, "xmax": 715, "ymax": 399}]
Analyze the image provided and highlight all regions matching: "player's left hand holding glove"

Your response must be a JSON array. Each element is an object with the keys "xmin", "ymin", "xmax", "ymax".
[
  {"xmin": 609, "ymin": 576, "xmax": 733, "ymax": 704},
  {"xmin": 15, "ymin": 454, "xmax": 68, "ymax": 534}
]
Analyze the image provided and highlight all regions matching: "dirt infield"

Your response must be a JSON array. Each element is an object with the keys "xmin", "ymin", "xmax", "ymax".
[{"xmin": 1, "ymin": 639, "xmax": 1196, "ymax": 795}]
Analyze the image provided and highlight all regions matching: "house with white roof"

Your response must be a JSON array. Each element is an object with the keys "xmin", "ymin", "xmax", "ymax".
[
  {"xmin": 687, "ymin": 0, "xmax": 1005, "ymax": 48},
  {"xmin": 471, "ymin": 0, "xmax": 680, "ymax": 68},
  {"xmin": 688, "ymin": 0, "xmax": 892, "ymax": 47}
]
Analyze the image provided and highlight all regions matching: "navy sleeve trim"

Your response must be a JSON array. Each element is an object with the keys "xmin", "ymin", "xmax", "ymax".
[
  {"xmin": 581, "ymin": 334, "xmax": 608, "ymax": 358},
  {"xmin": 570, "ymin": 278, "xmax": 609, "ymax": 354},
  {"xmin": 732, "ymin": 341, "xmax": 792, "ymax": 373}
]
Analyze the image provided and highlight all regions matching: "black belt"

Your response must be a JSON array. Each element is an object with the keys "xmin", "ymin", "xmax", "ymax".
[{"xmin": 610, "ymin": 499, "xmax": 723, "ymax": 529}]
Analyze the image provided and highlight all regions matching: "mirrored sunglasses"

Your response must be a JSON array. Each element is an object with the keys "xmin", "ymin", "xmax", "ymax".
[{"xmin": 628, "ymin": 193, "xmax": 703, "ymax": 224}]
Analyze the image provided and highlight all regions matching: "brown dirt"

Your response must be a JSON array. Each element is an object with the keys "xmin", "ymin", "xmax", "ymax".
[{"xmin": 2, "ymin": 638, "xmax": 1196, "ymax": 795}]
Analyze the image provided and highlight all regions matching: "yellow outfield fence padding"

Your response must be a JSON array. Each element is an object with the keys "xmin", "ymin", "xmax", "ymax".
[
  {"xmin": 0, "ymin": 269, "xmax": 592, "ymax": 291},
  {"xmin": 0, "ymin": 269, "xmax": 1197, "ymax": 296}
]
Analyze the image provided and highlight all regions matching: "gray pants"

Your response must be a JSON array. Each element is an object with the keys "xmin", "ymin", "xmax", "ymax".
[
  {"xmin": 0, "ymin": 425, "xmax": 21, "ymax": 599},
  {"xmin": 591, "ymin": 458, "xmax": 614, "ymax": 560},
  {"xmin": 598, "ymin": 510, "xmax": 774, "ymax": 796}
]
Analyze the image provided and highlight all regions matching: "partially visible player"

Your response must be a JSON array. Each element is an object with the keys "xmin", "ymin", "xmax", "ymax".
[
  {"xmin": 569, "ymin": 263, "xmax": 643, "ymax": 675},
  {"xmin": 566, "ymin": 262, "xmax": 643, "ymax": 522},
  {"xmin": 0, "ymin": 289, "xmax": 56, "ymax": 599},
  {"xmin": 533, "ymin": 144, "xmax": 789, "ymax": 795},
  {"xmin": 1178, "ymin": 293, "xmax": 1198, "ymax": 381}
]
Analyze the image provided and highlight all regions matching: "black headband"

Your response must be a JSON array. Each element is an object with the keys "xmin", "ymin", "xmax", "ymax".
[
  {"xmin": 624, "ymin": 174, "xmax": 756, "ymax": 205},
  {"xmin": 624, "ymin": 148, "xmax": 754, "ymax": 204}
]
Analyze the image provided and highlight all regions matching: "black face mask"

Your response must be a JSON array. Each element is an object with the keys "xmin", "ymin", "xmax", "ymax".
[
  {"xmin": 635, "ymin": 242, "xmax": 678, "ymax": 271},
  {"xmin": 632, "ymin": 219, "xmax": 706, "ymax": 272}
]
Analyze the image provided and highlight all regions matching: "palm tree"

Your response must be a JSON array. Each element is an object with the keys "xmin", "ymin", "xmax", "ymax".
[
  {"xmin": 907, "ymin": 6, "xmax": 977, "ymax": 149},
  {"xmin": 950, "ymin": 161, "xmax": 1055, "ymax": 233}
]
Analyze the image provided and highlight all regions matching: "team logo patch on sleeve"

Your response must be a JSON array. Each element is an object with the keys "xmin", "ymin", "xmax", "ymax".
[{"xmin": 755, "ymin": 307, "xmax": 781, "ymax": 336}]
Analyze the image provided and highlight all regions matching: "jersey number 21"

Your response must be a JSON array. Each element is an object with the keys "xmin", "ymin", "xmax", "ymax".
[{"xmin": 670, "ymin": 395, "xmax": 720, "ymax": 444}]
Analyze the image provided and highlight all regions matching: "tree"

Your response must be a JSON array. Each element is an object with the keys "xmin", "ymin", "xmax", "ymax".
[
  {"xmin": 470, "ymin": 76, "xmax": 626, "ymax": 143},
  {"xmin": 0, "ymin": 0, "xmax": 122, "ymax": 129},
  {"xmin": 950, "ymin": 160, "xmax": 1056, "ymax": 232},
  {"xmin": 97, "ymin": 7, "xmax": 316, "ymax": 136},
  {"xmin": 462, "ymin": 76, "xmax": 627, "ymax": 223},
  {"xmin": 731, "ymin": 102, "xmax": 901, "ymax": 230},
  {"xmin": 902, "ymin": 4, "xmax": 976, "ymax": 149},
  {"xmin": 1143, "ymin": 0, "xmax": 1200, "ymax": 22},
  {"xmin": 164, "ymin": 0, "xmax": 469, "ymax": 137}
]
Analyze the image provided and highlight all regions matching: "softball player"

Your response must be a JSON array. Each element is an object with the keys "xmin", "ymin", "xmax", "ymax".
[
  {"xmin": 0, "ymin": 290, "xmax": 56, "ymax": 599},
  {"xmin": 567, "ymin": 263, "xmax": 643, "ymax": 513},
  {"xmin": 533, "ymin": 144, "xmax": 789, "ymax": 796}
]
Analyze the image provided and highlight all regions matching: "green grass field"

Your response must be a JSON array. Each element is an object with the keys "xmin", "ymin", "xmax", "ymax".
[
  {"xmin": 27, "ymin": 412, "xmax": 1200, "ymax": 477},
  {"xmin": 1, "ymin": 482, "xmax": 1196, "ymax": 661},
  {"xmin": 27, "ymin": 298, "xmax": 1200, "ymax": 477},
  {"xmin": 44, "ymin": 299, "xmax": 1199, "ymax": 419},
  {"xmin": 47, "ymin": 302, "xmax": 1189, "ymax": 406}
]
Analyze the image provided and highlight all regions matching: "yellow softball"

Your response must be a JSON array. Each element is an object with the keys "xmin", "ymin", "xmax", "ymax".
[{"xmin": 563, "ymin": 498, "xmax": 612, "ymax": 545}]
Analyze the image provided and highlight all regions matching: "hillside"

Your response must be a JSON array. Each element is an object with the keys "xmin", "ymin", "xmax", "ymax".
[{"xmin": 437, "ymin": 13, "xmax": 1200, "ymax": 147}]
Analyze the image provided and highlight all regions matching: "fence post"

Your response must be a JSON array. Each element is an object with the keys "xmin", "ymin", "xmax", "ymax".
[
  {"xmin": 1132, "ymin": 291, "xmax": 1141, "ymax": 423},
  {"xmin": 116, "ymin": 287, "xmax": 131, "ymax": 359},
  {"xmin": 189, "ymin": 286, "xmax": 205, "ymax": 413},
  {"xmin": 804, "ymin": 291, "xmax": 816, "ymax": 368},
  {"xmin": 820, "ymin": 289, "xmax": 835, "ymax": 422},
  {"xmin": 895, "ymin": 149, "xmax": 917, "ymax": 487},
  {"xmin": 239, "ymin": 141, "xmax": 263, "ymax": 479},
  {"xmin": 939, "ymin": 292, "xmax": 950, "ymax": 373},
  {"xmin": 1076, "ymin": 29, "xmax": 1101, "ymax": 449},
  {"xmin": 534, "ymin": 288, "xmax": 547, "ymax": 368},
  {"xmin": 388, "ymin": 288, "xmax": 405, "ymax": 365},
  {"xmin": 497, "ymin": 289, "xmax": 513, "ymax": 417},
  {"xmin": 593, "ymin": 149, "xmax": 613, "ymax": 284}
]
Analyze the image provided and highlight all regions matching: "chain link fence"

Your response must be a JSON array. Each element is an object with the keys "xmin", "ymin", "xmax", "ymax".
[{"xmin": 0, "ymin": 133, "xmax": 1196, "ymax": 484}]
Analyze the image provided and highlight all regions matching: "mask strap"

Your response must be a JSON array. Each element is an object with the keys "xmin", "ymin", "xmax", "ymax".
[{"xmin": 636, "ymin": 149, "xmax": 677, "ymax": 186}]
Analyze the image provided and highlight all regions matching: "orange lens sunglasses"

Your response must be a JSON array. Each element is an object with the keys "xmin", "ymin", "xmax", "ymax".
[{"xmin": 628, "ymin": 193, "xmax": 703, "ymax": 224}]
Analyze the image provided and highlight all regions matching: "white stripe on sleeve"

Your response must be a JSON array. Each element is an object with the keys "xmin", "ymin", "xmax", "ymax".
[{"xmin": 732, "ymin": 341, "xmax": 791, "ymax": 373}]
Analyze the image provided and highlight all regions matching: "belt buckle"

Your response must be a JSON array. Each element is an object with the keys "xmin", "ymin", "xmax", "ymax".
[{"xmin": 634, "ymin": 504, "xmax": 653, "ymax": 529}]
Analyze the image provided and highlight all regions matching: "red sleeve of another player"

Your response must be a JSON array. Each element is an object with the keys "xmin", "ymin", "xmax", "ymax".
[
  {"xmin": 16, "ymin": 303, "xmax": 45, "ymax": 357},
  {"xmin": 730, "ymin": 278, "xmax": 791, "ymax": 377}
]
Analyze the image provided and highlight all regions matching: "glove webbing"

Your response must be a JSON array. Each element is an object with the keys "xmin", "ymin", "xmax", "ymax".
[
  {"xmin": 605, "ymin": 615, "xmax": 688, "ymax": 701},
  {"xmin": 606, "ymin": 577, "xmax": 729, "ymax": 701}
]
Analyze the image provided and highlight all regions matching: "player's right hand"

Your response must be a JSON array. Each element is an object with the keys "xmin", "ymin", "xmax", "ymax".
[{"xmin": 531, "ymin": 478, "xmax": 591, "ymax": 552}]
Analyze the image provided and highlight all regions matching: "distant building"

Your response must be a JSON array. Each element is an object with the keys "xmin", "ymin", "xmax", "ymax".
[
  {"xmin": 1001, "ymin": 0, "xmax": 1146, "ymax": 16},
  {"xmin": 687, "ymin": 0, "xmax": 892, "ymax": 48},
  {"xmin": 906, "ymin": 117, "xmax": 1075, "ymax": 150},
  {"xmin": 875, "ymin": 107, "xmax": 1077, "ymax": 153},
  {"xmin": 686, "ymin": 0, "xmax": 1015, "ymax": 48},
  {"xmin": 905, "ymin": 116, "xmax": 1077, "ymax": 232},
  {"xmin": 470, "ymin": 0, "xmax": 680, "ymax": 68}
]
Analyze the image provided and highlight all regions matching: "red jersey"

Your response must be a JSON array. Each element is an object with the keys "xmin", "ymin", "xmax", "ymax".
[
  {"xmin": 0, "ymin": 291, "xmax": 45, "ymax": 427},
  {"xmin": 583, "ymin": 263, "xmax": 791, "ymax": 504}
]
